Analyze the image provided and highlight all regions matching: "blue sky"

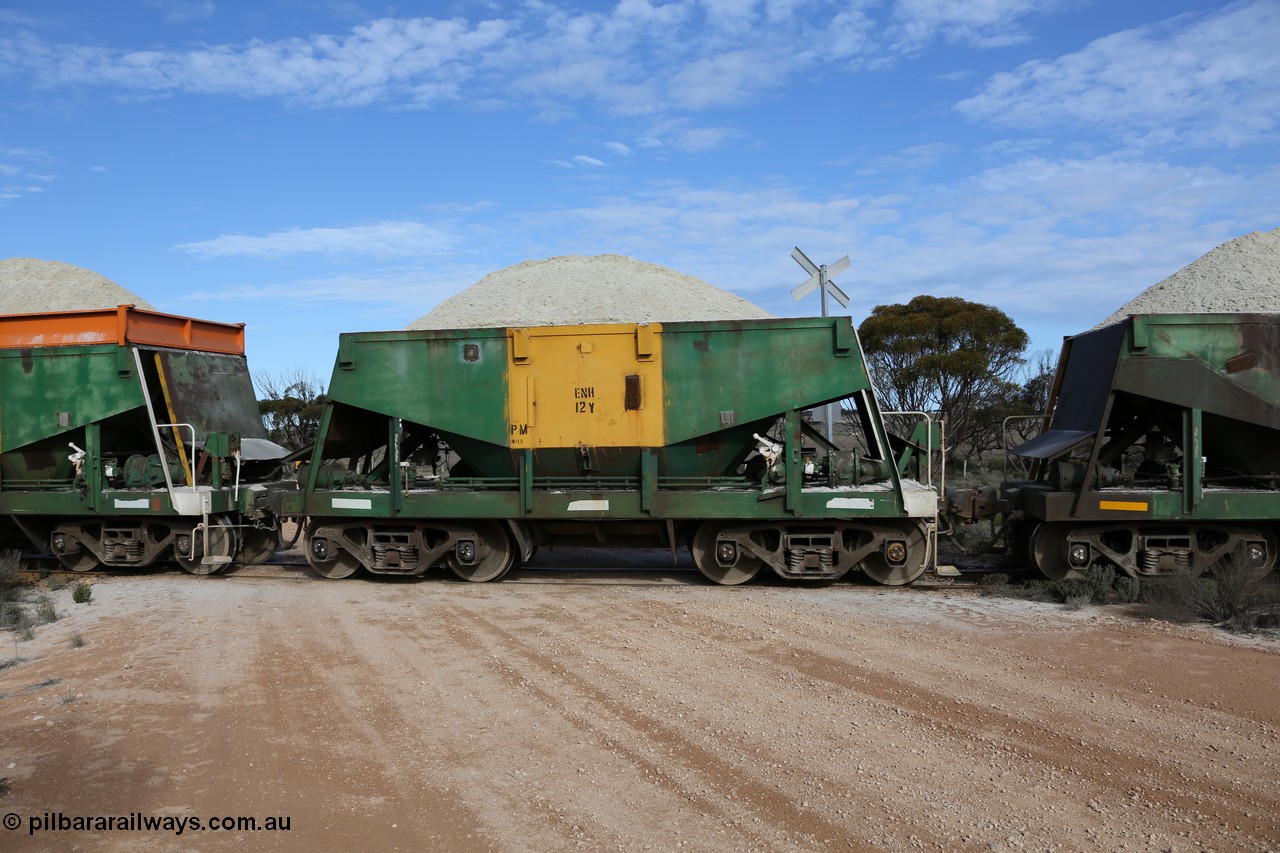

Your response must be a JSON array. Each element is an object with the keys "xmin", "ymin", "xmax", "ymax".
[{"xmin": 2, "ymin": 0, "xmax": 1277, "ymax": 382}]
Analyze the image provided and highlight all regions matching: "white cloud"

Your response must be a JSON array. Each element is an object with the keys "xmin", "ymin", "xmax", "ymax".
[
  {"xmin": 639, "ymin": 118, "xmax": 739, "ymax": 153},
  {"xmin": 187, "ymin": 266, "xmax": 496, "ymax": 318},
  {"xmin": 824, "ymin": 9, "xmax": 877, "ymax": 59},
  {"xmin": 474, "ymin": 154, "xmax": 1278, "ymax": 339},
  {"xmin": 0, "ymin": 1, "xmax": 1122, "ymax": 159},
  {"xmin": 667, "ymin": 49, "xmax": 785, "ymax": 110},
  {"xmin": 550, "ymin": 155, "xmax": 609, "ymax": 168},
  {"xmin": 957, "ymin": 0, "xmax": 1280, "ymax": 148},
  {"xmin": 854, "ymin": 142, "xmax": 951, "ymax": 173},
  {"xmin": 0, "ymin": 147, "xmax": 58, "ymax": 205},
  {"xmin": 175, "ymin": 221, "xmax": 455, "ymax": 260},
  {"xmin": 888, "ymin": 0, "xmax": 1071, "ymax": 51},
  {"xmin": 2, "ymin": 17, "xmax": 512, "ymax": 108},
  {"xmin": 0, "ymin": 9, "xmax": 47, "ymax": 27},
  {"xmin": 171, "ymin": 151, "xmax": 1278, "ymax": 369},
  {"xmin": 837, "ymin": 154, "xmax": 1277, "ymax": 330},
  {"xmin": 146, "ymin": 0, "xmax": 216, "ymax": 24},
  {"xmin": 0, "ymin": 3, "xmax": 879, "ymax": 129}
]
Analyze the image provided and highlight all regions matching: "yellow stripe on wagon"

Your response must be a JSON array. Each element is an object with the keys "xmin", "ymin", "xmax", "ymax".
[{"xmin": 1099, "ymin": 500, "xmax": 1149, "ymax": 512}]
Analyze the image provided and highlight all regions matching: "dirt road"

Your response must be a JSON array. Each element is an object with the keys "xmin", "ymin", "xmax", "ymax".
[{"xmin": 2, "ymin": 561, "xmax": 1277, "ymax": 852}]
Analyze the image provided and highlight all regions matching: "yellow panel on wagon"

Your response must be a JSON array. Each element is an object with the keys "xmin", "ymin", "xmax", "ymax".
[{"xmin": 506, "ymin": 323, "xmax": 665, "ymax": 449}]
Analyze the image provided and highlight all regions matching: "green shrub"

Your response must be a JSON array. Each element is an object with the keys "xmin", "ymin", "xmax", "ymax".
[
  {"xmin": 72, "ymin": 583, "xmax": 92, "ymax": 605},
  {"xmin": 0, "ymin": 550, "xmax": 20, "ymax": 602},
  {"xmin": 1050, "ymin": 576, "xmax": 1090, "ymax": 602},
  {"xmin": 1197, "ymin": 552, "xmax": 1280, "ymax": 632},
  {"xmin": 1039, "ymin": 565, "xmax": 1117, "ymax": 605},
  {"xmin": 1140, "ymin": 571, "xmax": 1206, "ymax": 623},
  {"xmin": 33, "ymin": 595, "xmax": 58, "ymax": 625},
  {"xmin": 976, "ymin": 573, "xmax": 1012, "ymax": 596},
  {"xmin": 1079, "ymin": 565, "xmax": 1117, "ymax": 603},
  {"xmin": 1114, "ymin": 576, "xmax": 1142, "ymax": 604},
  {"xmin": 0, "ymin": 601, "xmax": 30, "ymax": 633},
  {"xmin": 1017, "ymin": 580, "xmax": 1058, "ymax": 603},
  {"xmin": 1139, "ymin": 548, "xmax": 1280, "ymax": 631},
  {"xmin": 981, "ymin": 564, "xmax": 1130, "ymax": 606}
]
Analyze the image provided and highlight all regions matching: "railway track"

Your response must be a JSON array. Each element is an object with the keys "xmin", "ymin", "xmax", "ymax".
[{"xmin": 15, "ymin": 549, "xmax": 1026, "ymax": 587}]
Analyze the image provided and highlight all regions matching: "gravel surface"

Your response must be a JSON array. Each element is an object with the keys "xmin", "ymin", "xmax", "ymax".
[
  {"xmin": 408, "ymin": 254, "xmax": 773, "ymax": 329},
  {"xmin": 0, "ymin": 258, "xmax": 156, "ymax": 314},
  {"xmin": 1094, "ymin": 227, "xmax": 1280, "ymax": 328},
  {"xmin": 2, "ymin": 563, "xmax": 1277, "ymax": 852}
]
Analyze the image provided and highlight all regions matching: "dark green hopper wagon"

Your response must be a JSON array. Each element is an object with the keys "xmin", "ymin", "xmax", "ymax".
[{"xmin": 1002, "ymin": 313, "xmax": 1280, "ymax": 579}]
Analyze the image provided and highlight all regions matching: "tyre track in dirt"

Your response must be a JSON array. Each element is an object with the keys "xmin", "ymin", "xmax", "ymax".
[
  {"xmin": 607, "ymin": 591, "xmax": 1280, "ymax": 849},
  {"xmin": 442, "ymin": 596, "xmax": 904, "ymax": 852},
  {"xmin": 0, "ymin": 581, "xmax": 499, "ymax": 851},
  {"xmin": 439, "ymin": 610, "xmax": 778, "ymax": 850},
  {"xmin": 440, "ymin": 588, "xmax": 1077, "ymax": 851},
  {"xmin": 248, "ymin": 590, "xmax": 503, "ymax": 850},
  {"xmin": 300, "ymin": 588, "xmax": 718, "ymax": 851},
  {"xmin": 747, "ymin": 636, "xmax": 1279, "ymax": 836},
  {"xmin": 316, "ymin": 593, "xmax": 615, "ymax": 851},
  {"xmin": 516, "ymin": 591, "xmax": 1086, "ymax": 848}
]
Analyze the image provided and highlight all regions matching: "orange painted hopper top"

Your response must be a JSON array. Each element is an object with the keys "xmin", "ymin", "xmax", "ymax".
[{"xmin": 0, "ymin": 304, "xmax": 245, "ymax": 355}]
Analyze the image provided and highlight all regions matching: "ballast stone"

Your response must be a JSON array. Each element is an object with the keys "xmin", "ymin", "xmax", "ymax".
[
  {"xmin": 408, "ymin": 254, "xmax": 773, "ymax": 330},
  {"xmin": 1094, "ymin": 227, "xmax": 1280, "ymax": 329},
  {"xmin": 0, "ymin": 258, "xmax": 157, "ymax": 314}
]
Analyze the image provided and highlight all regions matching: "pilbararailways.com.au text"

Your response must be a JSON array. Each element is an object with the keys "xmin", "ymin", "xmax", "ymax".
[{"xmin": 10, "ymin": 811, "xmax": 291, "ymax": 836}]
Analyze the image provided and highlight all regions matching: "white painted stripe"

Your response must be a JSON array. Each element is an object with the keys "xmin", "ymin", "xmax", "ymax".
[
  {"xmin": 903, "ymin": 491, "xmax": 939, "ymax": 517},
  {"xmin": 332, "ymin": 497, "xmax": 373, "ymax": 510},
  {"xmin": 567, "ymin": 499, "xmax": 610, "ymax": 512},
  {"xmin": 826, "ymin": 497, "xmax": 875, "ymax": 510},
  {"xmin": 113, "ymin": 498, "xmax": 149, "ymax": 509}
]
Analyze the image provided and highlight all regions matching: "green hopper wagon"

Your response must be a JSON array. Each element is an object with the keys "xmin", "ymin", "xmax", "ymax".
[
  {"xmin": 0, "ymin": 305, "xmax": 293, "ymax": 572},
  {"xmin": 1002, "ymin": 313, "xmax": 1280, "ymax": 579},
  {"xmin": 290, "ymin": 317, "xmax": 939, "ymax": 585}
]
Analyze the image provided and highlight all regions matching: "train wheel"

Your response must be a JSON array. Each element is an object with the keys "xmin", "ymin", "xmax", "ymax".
[
  {"xmin": 238, "ymin": 527, "xmax": 280, "ymax": 566},
  {"xmin": 446, "ymin": 521, "xmax": 515, "ymax": 582},
  {"xmin": 1009, "ymin": 520, "xmax": 1035, "ymax": 568},
  {"xmin": 1244, "ymin": 530, "xmax": 1279, "ymax": 577},
  {"xmin": 176, "ymin": 516, "xmax": 238, "ymax": 576},
  {"xmin": 860, "ymin": 522, "xmax": 930, "ymax": 586},
  {"xmin": 1030, "ymin": 523, "xmax": 1080, "ymax": 581},
  {"xmin": 52, "ymin": 531, "xmax": 98, "ymax": 572},
  {"xmin": 690, "ymin": 523, "xmax": 762, "ymax": 586},
  {"xmin": 304, "ymin": 520, "xmax": 362, "ymax": 579}
]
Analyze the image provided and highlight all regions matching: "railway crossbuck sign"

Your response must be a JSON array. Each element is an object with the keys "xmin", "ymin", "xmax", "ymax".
[
  {"xmin": 791, "ymin": 247, "xmax": 852, "ymax": 443},
  {"xmin": 790, "ymin": 247, "xmax": 851, "ymax": 317}
]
